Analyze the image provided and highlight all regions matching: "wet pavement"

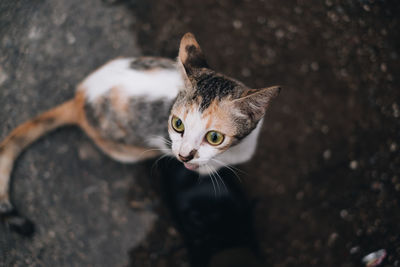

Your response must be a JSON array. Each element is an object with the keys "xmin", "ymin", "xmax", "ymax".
[{"xmin": 1, "ymin": 0, "xmax": 400, "ymax": 266}]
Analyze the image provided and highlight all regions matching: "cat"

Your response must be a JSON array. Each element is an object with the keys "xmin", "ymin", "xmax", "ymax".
[{"xmin": 0, "ymin": 33, "xmax": 280, "ymax": 235}]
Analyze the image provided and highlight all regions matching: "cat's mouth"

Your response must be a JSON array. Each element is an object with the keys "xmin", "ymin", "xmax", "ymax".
[{"xmin": 183, "ymin": 162, "xmax": 199, "ymax": 171}]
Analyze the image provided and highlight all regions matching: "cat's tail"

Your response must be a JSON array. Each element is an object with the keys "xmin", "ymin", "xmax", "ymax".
[{"xmin": 0, "ymin": 98, "xmax": 80, "ymax": 236}]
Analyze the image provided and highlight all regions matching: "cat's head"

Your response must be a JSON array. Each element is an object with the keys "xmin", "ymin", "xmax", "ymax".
[{"xmin": 168, "ymin": 33, "xmax": 280, "ymax": 171}]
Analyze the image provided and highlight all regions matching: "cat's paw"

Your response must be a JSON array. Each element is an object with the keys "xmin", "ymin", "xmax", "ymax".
[{"xmin": 1, "ymin": 208, "xmax": 35, "ymax": 237}]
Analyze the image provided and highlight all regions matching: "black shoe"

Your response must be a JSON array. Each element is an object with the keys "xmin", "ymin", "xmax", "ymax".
[{"xmin": 157, "ymin": 158, "xmax": 263, "ymax": 267}]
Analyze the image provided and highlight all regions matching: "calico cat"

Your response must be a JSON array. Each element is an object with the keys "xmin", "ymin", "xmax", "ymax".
[{"xmin": 0, "ymin": 33, "xmax": 280, "ymax": 235}]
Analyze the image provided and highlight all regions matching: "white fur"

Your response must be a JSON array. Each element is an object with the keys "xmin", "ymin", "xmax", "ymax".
[
  {"xmin": 206, "ymin": 119, "xmax": 264, "ymax": 172},
  {"xmin": 169, "ymin": 104, "xmax": 263, "ymax": 174},
  {"xmin": 79, "ymin": 58, "xmax": 184, "ymax": 102}
]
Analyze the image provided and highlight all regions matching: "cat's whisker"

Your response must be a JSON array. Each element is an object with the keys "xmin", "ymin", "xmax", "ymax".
[
  {"xmin": 205, "ymin": 165, "xmax": 217, "ymax": 197},
  {"xmin": 161, "ymin": 139, "xmax": 172, "ymax": 146},
  {"xmin": 224, "ymin": 165, "xmax": 243, "ymax": 184},
  {"xmin": 212, "ymin": 174, "xmax": 220, "ymax": 196},
  {"xmin": 209, "ymin": 165, "xmax": 224, "ymax": 193},
  {"xmin": 211, "ymin": 159, "xmax": 243, "ymax": 183},
  {"xmin": 156, "ymin": 153, "xmax": 172, "ymax": 165},
  {"xmin": 156, "ymin": 135, "xmax": 172, "ymax": 145},
  {"xmin": 209, "ymin": 165, "xmax": 221, "ymax": 195},
  {"xmin": 147, "ymin": 135, "xmax": 173, "ymax": 149},
  {"xmin": 210, "ymin": 165, "xmax": 227, "ymax": 193},
  {"xmin": 151, "ymin": 153, "xmax": 172, "ymax": 175},
  {"xmin": 212, "ymin": 158, "xmax": 247, "ymax": 175},
  {"xmin": 138, "ymin": 148, "xmax": 171, "ymax": 158}
]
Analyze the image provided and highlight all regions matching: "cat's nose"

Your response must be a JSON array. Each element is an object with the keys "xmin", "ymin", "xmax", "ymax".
[
  {"xmin": 178, "ymin": 153, "xmax": 194, "ymax": 162},
  {"xmin": 178, "ymin": 150, "xmax": 196, "ymax": 162}
]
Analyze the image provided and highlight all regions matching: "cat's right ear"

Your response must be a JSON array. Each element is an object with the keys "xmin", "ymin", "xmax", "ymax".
[
  {"xmin": 234, "ymin": 86, "xmax": 281, "ymax": 121},
  {"xmin": 178, "ymin": 33, "xmax": 209, "ymax": 76}
]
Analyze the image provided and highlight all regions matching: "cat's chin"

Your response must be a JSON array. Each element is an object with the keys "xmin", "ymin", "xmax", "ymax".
[{"xmin": 183, "ymin": 162, "xmax": 199, "ymax": 171}]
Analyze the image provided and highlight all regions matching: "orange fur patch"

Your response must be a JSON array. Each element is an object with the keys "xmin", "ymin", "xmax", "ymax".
[
  {"xmin": 202, "ymin": 100, "xmax": 236, "ymax": 137},
  {"xmin": 110, "ymin": 86, "xmax": 129, "ymax": 113},
  {"xmin": 179, "ymin": 33, "xmax": 201, "ymax": 63}
]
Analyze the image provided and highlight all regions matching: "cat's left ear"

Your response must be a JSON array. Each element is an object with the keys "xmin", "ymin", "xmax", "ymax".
[
  {"xmin": 234, "ymin": 86, "xmax": 281, "ymax": 121},
  {"xmin": 178, "ymin": 33, "xmax": 209, "ymax": 76}
]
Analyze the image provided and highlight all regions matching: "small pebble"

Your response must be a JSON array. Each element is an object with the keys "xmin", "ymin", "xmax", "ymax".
[
  {"xmin": 311, "ymin": 62, "xmax": 319, "ymax": 71},
  {"xmin": 363, "ymin": 5, "xmax": 371, "ymax": 12},
  {"xmin": 390, "ymin": 142, "xmax": 397, "ymax": 152},
  {"xmin": 350, "ymin": 160, "xmax": 358, "ymax": 170},
  {"xmin": 328, "ymin": 232, "xmax": 338, "ymax": 246},
  {"xmin": 294, "ymin": 7, "xmax": 302, "ymax": 14},
  {"xmin": 323, "ymin": 149, "xmax": 331, "ymax": 160},
  {"xmin": 0, "ymin": 67, "xmax": 8, "ymax": 86},
  {"xmin": 233, "ymin": 20, "xmax": 242, "ymax": 29},
  {"xmin": 66, "ymin": 32, "xmax": 76, "ymax": 44},
  {"xmin": 321, "ymin": 125, "xmax": 329, "ymax": 134},
  {"xmin": 48, "ymin": 230, "xmax": 56, "ymax": 238},
  {"xmin": 241, "ymin": 67, "xmax": 251, "ymax": 77},
  {"xmin": 392, "ymin": 103, "xmax": 399, "ymax": 118},
  {"xmin": 275, "ymin": 29, "xmax": 285, "ymax": 39},
  {"xmin": 340, "ymin": 209, "xmax": 349, "ymax": 219},
  {"xmin": 350, "ymin": 246, "xmax": 360, "ymax": 254},
  {"xmin": 168, "ymin": 227, "xmax": 178, "ymax": 237},
  {"xmin": 28, "ymin": 26, "xmax": 42, "ymax": 40},
  {"xmin": 380, "ymin": 63, "xmax": 387, "ymax": 72},
  {"xmin": 395, "ymin": 184, "xmax": 400, "ymax": 191}
]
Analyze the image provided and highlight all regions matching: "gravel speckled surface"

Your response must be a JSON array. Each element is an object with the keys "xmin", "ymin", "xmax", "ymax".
[
  {"xmin": 0, "ymin": 1, "xmax": 157, "ymax": 266},
  {"xmin": 126, "ymin": 0, "xmax": 400, "ymax": 266}
]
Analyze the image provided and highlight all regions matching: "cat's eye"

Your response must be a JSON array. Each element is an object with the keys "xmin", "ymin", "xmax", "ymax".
[
  {"xmin": 205, "ymin": 131, "xmax": 224, "ymax": 146},
  {"xmin": 171, "ymin": 116, "xmax": 184, "ymax": 133}
]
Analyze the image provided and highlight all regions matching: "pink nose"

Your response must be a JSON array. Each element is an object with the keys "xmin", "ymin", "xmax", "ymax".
[{"xmin": 178, "ymin": 154, "xmax": 194, "ymax": 162}]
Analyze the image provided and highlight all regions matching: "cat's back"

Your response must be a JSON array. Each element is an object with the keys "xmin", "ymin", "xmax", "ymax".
[
  {"xmin": 79, "ymin": 57, "xmax": 183, "ymax": 102},
  {"xmin": 77, "ymin": 57, "xmax": 183, "ymax": 149}
]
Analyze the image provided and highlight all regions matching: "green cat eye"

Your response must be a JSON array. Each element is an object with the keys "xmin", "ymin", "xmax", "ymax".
[
  {"xmin": 206, "ymin": 131, "xmax": 224, "ymax": 146},
  {"xmin": 171, "ymin": 116, "xmax": 184, "ymax": 133}
]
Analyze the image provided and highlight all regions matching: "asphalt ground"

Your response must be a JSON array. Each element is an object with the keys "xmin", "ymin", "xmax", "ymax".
[{"xmin": 1, "ymin": 1, "xmax": 156, "ymax": 266}]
